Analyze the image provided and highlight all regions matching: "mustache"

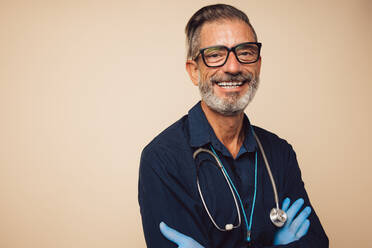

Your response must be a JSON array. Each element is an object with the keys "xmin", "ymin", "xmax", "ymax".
[{"xmin": 210, "ymin": 73, "xmax": 254, "ymax": 84}]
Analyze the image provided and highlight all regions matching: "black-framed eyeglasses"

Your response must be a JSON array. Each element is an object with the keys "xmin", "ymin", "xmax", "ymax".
[{"xmin": 194, "ymin": 42, "xmax": 262, "ymax": 68}]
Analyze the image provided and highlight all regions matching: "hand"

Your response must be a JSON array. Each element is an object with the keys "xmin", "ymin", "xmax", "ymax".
[
  {"xmin": 273, "ymin": 198, "xmax": 311, "ymax": 245},
  {"xmin": 159, "ymin": 222, "xmax": 205, "ymax": 248}
]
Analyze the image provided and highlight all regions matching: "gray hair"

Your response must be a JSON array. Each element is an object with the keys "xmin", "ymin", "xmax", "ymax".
[{"xmin": 185, "ymin": 4, "xmax": 258, "ymax": 60}]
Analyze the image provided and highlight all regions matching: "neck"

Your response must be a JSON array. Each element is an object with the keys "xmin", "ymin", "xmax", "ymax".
[{"xmin": 201, "ymin": 101, "xmax": 245, "ymax": 159}]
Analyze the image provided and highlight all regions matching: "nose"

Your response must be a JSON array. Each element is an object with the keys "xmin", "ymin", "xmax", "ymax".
[{"xmin": 222, "ymin": 51, "xmax": 241, "ymax": 75}]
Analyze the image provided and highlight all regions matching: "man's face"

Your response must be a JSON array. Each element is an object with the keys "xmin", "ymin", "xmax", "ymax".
[{"xmin": 191, "ymin": 20, "xmax": 261, "ymax": 116}]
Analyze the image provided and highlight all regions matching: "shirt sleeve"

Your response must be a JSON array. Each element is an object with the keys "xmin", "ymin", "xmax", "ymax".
[
  {"xmin": 138, "ymin": 145, "xmax": 210, "ymax": 248},
  {"xmin": 263, "ymin": 142, "xmax": 329, "ymax": 248}
]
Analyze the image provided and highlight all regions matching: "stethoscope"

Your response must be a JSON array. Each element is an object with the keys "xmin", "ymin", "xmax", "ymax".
[{"xmin": 193, "ymin": 130, "xmax": 287, "ymax": 241}]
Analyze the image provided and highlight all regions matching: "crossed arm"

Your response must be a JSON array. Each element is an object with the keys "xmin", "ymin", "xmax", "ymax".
[{"xmin": 160, "ymin": 197, "xmax": 311, "ymax": 247}]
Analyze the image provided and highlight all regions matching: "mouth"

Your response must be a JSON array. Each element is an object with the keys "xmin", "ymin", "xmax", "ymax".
[{"xmin": 215, "ymin": 81, "xmax": 246, "ymax": 89}]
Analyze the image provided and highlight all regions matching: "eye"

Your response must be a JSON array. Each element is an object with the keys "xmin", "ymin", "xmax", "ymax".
[
  {"xmin": 235, "ymin": 43, "xmax": 260, "ymax": 63},
  {"xmin": 238, "ymin": 50, "xmax": 255, "ymax": 56},
  {"xmin": 203, "ymin": 47, "xmax": 226, "ymax": 58},
  {"xmin": 205, "ymin": 52, "xmax": 223, "ymax": 58}
]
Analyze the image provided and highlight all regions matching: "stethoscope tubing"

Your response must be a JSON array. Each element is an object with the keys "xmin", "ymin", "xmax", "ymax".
[
  {"xmin": 193, "ymin": 130, "xmax": 287, "ymax": 235},
  {"xmin": 252, "ymin": 131, "xmax": 280, "ymax": 210},
  {"xmin": 194, "ymin": 148, "xmax": 242, "ymax": 231}
]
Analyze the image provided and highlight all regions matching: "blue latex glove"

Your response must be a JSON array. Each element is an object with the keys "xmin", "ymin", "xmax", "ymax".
[
  {"xmin": 273, "ymin": 198, "xmax": 311, "ymax": 245},
  {"xmin": 159, "ymin": 222, "xmax": 204, "ymax": 248}
]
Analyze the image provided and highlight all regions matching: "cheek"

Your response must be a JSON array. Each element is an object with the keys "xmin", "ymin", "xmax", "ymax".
[
  {"xmin": 253, "ymin": 61, "xmax": 261, "ymax": 77},
  {"xmin": 198, "ymin": 70, "xmax": 209, "ymax": 84},
  {"xmin": 199, "ymin": 68, "xmax": 218, "ymax": 84},
  {"xmin": 202, "ymin": 73, "xmax": 210, "ymax": 83}
]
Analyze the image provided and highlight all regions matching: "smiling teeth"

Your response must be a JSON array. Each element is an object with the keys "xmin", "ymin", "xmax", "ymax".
[{"xmin": 217, "ymin": 82, "xmax": 243, "ymax": 88}]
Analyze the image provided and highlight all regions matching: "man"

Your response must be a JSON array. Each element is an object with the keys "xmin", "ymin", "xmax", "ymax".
[{"xmin": 139, "ymin": 4, "xmax": 328, "ymax": 248}]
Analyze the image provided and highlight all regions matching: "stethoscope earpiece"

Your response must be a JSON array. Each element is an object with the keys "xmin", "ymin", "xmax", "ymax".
[{"xmin": 270, "ymin": 208, "xmax": 287, "ymax": 227}]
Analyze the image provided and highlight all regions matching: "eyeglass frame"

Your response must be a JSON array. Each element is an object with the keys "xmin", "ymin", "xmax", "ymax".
[{"xmin": 193, "ymin": 42, "xmax": 262, "ymax": 68}]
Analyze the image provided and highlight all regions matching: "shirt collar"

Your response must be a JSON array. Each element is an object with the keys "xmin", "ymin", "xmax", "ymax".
[{"xmin": 188, "ymin": 101, "xmax": 257, "ymax": 156}]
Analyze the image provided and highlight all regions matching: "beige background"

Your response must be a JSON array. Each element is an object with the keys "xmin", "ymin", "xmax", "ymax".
[{"xmin": 1, "ymin": 0, "xmax": 371, "ymax": 247}]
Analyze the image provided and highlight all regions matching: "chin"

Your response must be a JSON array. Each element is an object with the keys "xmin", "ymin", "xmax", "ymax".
[
  {"xmin": 199, "ymin": 76, "xmax": 259, "ymax": 116},
  {"xmin": 203, "ymin": 94, "xmax": 250, "ymax": 116}
]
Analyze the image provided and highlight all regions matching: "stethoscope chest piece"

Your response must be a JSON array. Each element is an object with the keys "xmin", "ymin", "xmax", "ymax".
[{"xmin": 270, "ymin": 208, "xmax": 287, "ymax": 227}]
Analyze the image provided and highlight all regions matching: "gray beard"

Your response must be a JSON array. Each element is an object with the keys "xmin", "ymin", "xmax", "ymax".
[{"xmin": 198, "ymin": 74, "xmax": 259, "ymax": 116}]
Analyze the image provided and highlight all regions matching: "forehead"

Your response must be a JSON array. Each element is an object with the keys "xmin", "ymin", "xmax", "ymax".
[{"xmin": 199, "ymin": 19, "xmax": 255, "ymax": 48}]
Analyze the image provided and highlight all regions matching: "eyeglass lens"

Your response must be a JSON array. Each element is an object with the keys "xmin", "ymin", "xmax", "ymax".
[{"xmin": 203, "ymin": 43, "xmax": 259, "ymax": 67}]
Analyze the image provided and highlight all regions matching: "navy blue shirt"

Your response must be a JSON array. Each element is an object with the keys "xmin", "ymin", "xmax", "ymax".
[{"xmin": 139, "ymin": 102, "xmax": 328, "ymax": 248}]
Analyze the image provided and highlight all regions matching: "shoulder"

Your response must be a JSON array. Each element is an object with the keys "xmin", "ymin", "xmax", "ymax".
[
  {"xmin": 139, "ymin": 114, "xmax": 197, "ymax": 191},
  {"xmin": 140, "ymin": 114, "xmax": 192, "ymax": 171},
  {"xmin": 251, "ymin": 126, "xmax": 301, "ymax": 191},
  {"xmin": 252, "ymin": 126, "xmax": 292, "ymax": 149},
  {"xmin": 142, "ymin": 115, "xmax": 189, "ymax": 154},
  {"xmin": 251, "ymin": 125, "xmax": 296, "ymax": 163}
]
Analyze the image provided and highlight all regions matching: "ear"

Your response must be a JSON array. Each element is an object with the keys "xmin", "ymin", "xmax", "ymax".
[{"xmin": 186, "ymin": 60, "xmax": 199, "ymax": 86}]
